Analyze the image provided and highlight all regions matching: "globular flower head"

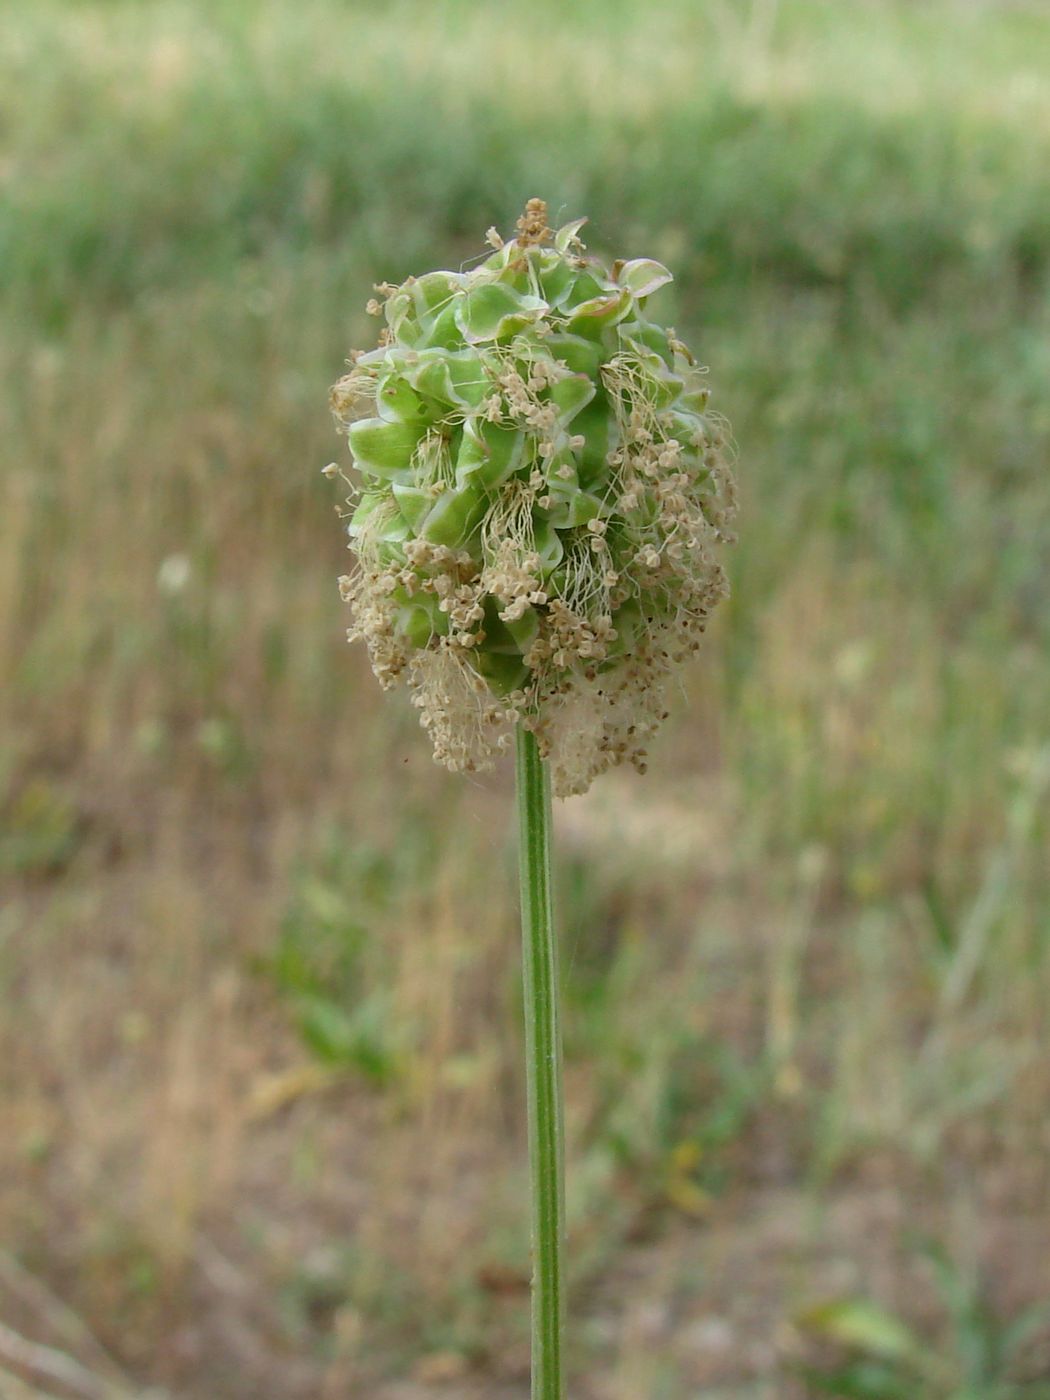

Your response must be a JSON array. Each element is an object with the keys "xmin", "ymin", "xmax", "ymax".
[{"xmin": 329, "ymin": 199, "xmax": 737, "ymax": 796}]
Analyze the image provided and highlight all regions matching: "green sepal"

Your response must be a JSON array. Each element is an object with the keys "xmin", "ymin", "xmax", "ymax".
[
  {"xmin": 455, "ymin": 281, "xmax": 548, "ymax": 344},
  {"xmin": 419, "ymin": 307, "xmax": 462, "ymax": 349},
  {"xmin": 568, "ymin": 396, "xmax": 610, "ymax": 487},
  {"xmin": 548, "ymin": 374, "xmax": 596, "ymax": 427},
  {"xmin": 455, "ymin": 418, "xmax": 526, "ymax": 491},
  {"xmin": 566, "ymin": 288, "xmax": 632, "ymax": 336},
  {"xmin": 384, "ymin": 271, "xmax": 465, "ymax": 347},
  {"xmin": 474, "ymin": 648, "xmax": 529, "ymax": 695},
  {"xmin": 607, "ymin": 599, "xmax": 641, "ymax": 658},
  {"xmin": 409, "ymin": 349, "xmax": 490, "ymax": 409},
  {"xmin": 531, "ymin": 514, "xmax": 564, "ymax": 573},
  {"xmin": 537, "ymin": 255, "xmax": 577, "ymax": 308},
  {"xmin": 394, "ymin": 598, "xmax": 447, "ymax": 648},
  {"xmin": 492, "ymin": 252, "xmax": 536, "ymax": 297},
  {"xmin": 620, "ymin": 319, "xmax": 675, "ymax": 368},
  {"xmin": 563, "ymin": 270, "xmax": 606, "ymax": 306},
  {"xmin": 479, "ymin": 596, "xmax": 531, "ymax": 655},
  {"xmin": 347, "ymin": 491, "xmax": 399, "ymax": 540},
  {"xmin": 375, "ymin": 373, "xmax": 433, "ymax": 425},
  {"xmin": 374, "ymin": 538, "xmax": 410, "ymax": 569},
  {"xmin": 679, "ymin": 387, "xmax": 712, "ymax": 414},
  {"xmin": 419, "ymin": 484, "xmax": 487, "ymax": 548},
  {"xmin": 544, "ymin": 488, "xmax": 604, "ymax": 531},
  {"xmin": 614, "ymin": 258, "xmax": 673, "ymax": 299},
  {"xmin": 554, "ymin": 217, "xmax": 588, "ymax": 252},
  {"xmin": 475, "ymin": 241, "xmax": 516, "ymax": 275},
  {"xmin": 505, "ymin": 606, "xmax": 540, "ymax": 654},
  {"xmin": 413, "ymin": 271, "xmax": 464, "ymax": 330},
  {"xmin": 665, "ymin": 410, "xmax": 708, "ymax": 453},
  {"xmin": 349, "ymin": 506, "xmax": 412, "ymax": 559},
  {"xmin": 542, "ymin": 450, "xmax": 579, "ymax": 491},
  {"xmin": 348, "ymin": 418, "xmax": 425, "ymax": 481},
  {"xmin": 391, "ymin": 482, "xmax": 433, "ymax": 533},
  {"xmin": 383, "ymin": 289, "xmax": 423, "ymax": 347},
  {"xmin": 543, "ymin": 333, "xmax": 604, "ymax": 378},
  {"xmin": 626, "ymin": 348, "xmax": 684, "ymax": 411}
]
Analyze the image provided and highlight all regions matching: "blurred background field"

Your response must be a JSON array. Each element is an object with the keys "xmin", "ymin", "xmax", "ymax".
[{"xmin": 2, "ymin": 0, "xmax": 1050, "ymax": 1395}]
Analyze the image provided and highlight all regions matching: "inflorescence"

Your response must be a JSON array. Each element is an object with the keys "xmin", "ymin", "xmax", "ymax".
[{"xmin": 328, "ymin": 199, "xmax": 737, "ymax": 796}]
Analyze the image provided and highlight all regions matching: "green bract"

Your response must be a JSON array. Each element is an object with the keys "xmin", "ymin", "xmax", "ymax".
[{"xmin": 330, "ymin": 200, "xmax": 737, "ymax": 796}]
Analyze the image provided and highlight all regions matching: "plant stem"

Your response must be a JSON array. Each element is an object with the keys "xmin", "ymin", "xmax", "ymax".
[{"xmin": 515, "ymin": 725, "xmax": 566, "ymax": 1400}]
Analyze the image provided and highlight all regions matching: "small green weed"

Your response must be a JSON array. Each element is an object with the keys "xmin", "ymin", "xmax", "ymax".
[
  {"xmin": 0, "ymin": 778, "xmax": 83, "ymax": 878},
  {"xmin": 264, "ymin": 825, "xmax": 434, "ymax": 1082},
  {"xmin": 799, "ymin": 1240, "xmax": 1050, "ymax": 1399}
]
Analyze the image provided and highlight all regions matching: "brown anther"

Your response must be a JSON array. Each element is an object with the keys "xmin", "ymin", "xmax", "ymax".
[{"xmin": 516, "ymin": 197, "xmax": 552, "ymax": 248}]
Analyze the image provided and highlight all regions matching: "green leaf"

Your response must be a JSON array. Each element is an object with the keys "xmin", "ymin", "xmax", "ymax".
[
  {"xmin": 454, "ymin": 281, "xmax": 548, "ymax": 344},
  {"xmin": 348, "ymin": 417, "xmax": 425, "ymax": 480},
  {"xmin": 294, "ymin": 992, "xmax": 400, "ymax": 1083},
  {"xmin": 616, "ymin": 258, "xmax": 673, "ymax": 298},
  {"xmin": 1001, "ymin": 1301, "xmax": 1050, "ymax": 1364},
  {"xmin": 800, "ymin": 1361, "xmax": 914, "ymax": 1399},
  {"xmin": 799, "ymin": 1300, "xmax": 921, "ymax": 1362}
]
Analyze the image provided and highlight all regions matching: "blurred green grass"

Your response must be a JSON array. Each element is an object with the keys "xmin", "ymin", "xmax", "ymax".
[{"xmin": 2, "ymin": 1, "xmax": 1050, "ymax": 1396}]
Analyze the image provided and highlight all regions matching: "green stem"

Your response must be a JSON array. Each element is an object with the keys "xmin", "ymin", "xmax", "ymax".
[{"xmin": 515, "ymin": 725, "xmax": 566, "ymax": 1400}]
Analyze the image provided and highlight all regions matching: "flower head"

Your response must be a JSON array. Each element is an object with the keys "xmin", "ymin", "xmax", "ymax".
[{"xmin": 329, "ymin": 200, "xmax": 736, "ymax": 796}]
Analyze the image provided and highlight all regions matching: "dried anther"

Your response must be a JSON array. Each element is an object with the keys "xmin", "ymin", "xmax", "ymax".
[{"xmin": 516, "ymin": 197, "xmax": 552, "ymax": 248}]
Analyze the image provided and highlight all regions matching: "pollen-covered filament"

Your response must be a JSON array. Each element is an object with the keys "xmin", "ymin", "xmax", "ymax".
[{"xmin": 329, "ymin": 202, "xmax": 737, "ymax": 796}]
